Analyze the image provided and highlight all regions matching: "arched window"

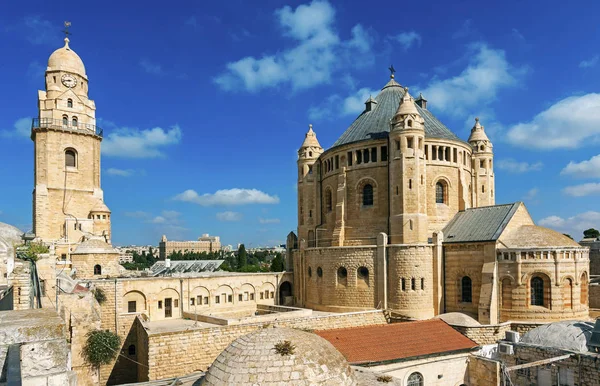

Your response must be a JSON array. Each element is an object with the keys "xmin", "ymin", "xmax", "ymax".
[
  {"xmin": 357, "ymin": 267, "xmax": 369, "ymax": 287},
  {"xmin": 65, "ymin": 149, "xmax": 77, "ymax": 168},
  {"xmin": 581, "ymin": 272, "xmax": 588, "ymax": 305},
  {"xmin": 337, "ymin": 267, "xmax": 347, "ymax": 279},
  {"xmin": 325, "ymin": 189, "xmax": 332, "ymax": 212},
  {"xmin": 72, "ymin": 117, "xmax": 78, "ymax": 127},
  {"xmin": 407, "ymin": 372, "xmax": 424, "ymax": 386},
  {"xmin": 362, "ymin": 184, "xmax": 373, "ymax": 206},
  {"xmin": 317, "ymin": 267, "xmax": 323, "ymax": 278},
  {"xmin": 435, "ymin": 182, "xmax": 446, "ymax": 204},
  {"xmin": 407, "ymin": 119, "xmax": 413, "ymax": 127},
  {"xmin": 67, "ymin": 99, "xmax": 73, "ymax": 108},
  {"xmin": 461, "ymin": 276, "xmax": 472, "ymax": 303},
  {"xmin": 128, "ymin": 345, "xmax": 136, "ymax": 355},
  {"xmin": 62, "ymin": 115, "xmax": 68, "ymax": 126},
  {"xmin": 94, "ymin": 265, "xmax": 102, "ymax": 275},
  {"xmin": 562, "ymin": 278, "xmax": 573, "ymax": 309},
  {"xmin": 308, "ymin": 267, "xmax": 312, "ymax": 277},
  {"xmin": 531, "ymin": 276, "xmax": 544, "ymax": 306}
]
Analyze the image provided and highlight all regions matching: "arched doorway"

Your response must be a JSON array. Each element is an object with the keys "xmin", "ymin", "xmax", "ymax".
[{"xmin": 279, "ymin": 281, "xmax": 292, "ymax": 306}]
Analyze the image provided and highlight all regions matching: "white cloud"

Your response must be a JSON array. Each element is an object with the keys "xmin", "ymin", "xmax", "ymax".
[
  {"xmin": 102, "ymin": 125, "xmax": 182, "ymax": 158},
  {"xmin": 390, "ymin": 31, "xmax": 422, "ymax": 50},
  {"xmin": 580, "ymin": 55, "xmax": 599, "ymax": 68},
  {"xmin": 452, "ymin": 19, "xmax": 474, "ymax": 39},
  {"xmin": 561, "ymin": 154, "xmax": 600, "ymax": 178},
  {"xmin": 539, "ymin": 211, "xmax": 600, "ymax": 239},
  {"xmin": 420, "ymin": 44, "xmax": 524, "ymax": 117},
  {"xmin": 150, "ymin": 210, "xmax": 182, "ymax": 224},
  {"xmin": 216, "ymin": 211, "xmax": 243, "ymax": 222},
  {"xmin": 214, "ymin": 1, "xmax": 373, "ymax": 92},
  {"xmin": 173, "ymin": 188, "xmax": 279, "ymax": 206},
  {"xmin": 496, "ymin": 159, "xmax": 543, "ymax": 173},
  {"xmin": 106, "ymin": 168, "xmax": 134, "ymax": 177},
  {"xmin": 140, "ymin": 59, "xmax": 163, "ymax": 75},
  {"xmin": 523, "ymin": 188, "xmax": 539, "ymax": 201},
  {"xmin": 23, "ymin": 16, "xmax": 59, "ymax": 45},
  {"xmin": 259, "ymin": 218, "xmax": 280, "ymax": 224},
  {"xmin": 563, "ymin": 183, "xmax": 600, "ymax": 197},
  {"xmin": 1, "ymin": 117, "xmax": 31, "ymax": 138},
  {"xmin": 506, "ymin": 93, "xmax": 600, "ymax": 149},
  {"xmin": 309, "ymin": 87, "xmax": 378, "ymax": 121}
]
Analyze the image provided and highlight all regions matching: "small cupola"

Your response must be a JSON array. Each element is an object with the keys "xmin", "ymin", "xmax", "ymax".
[
  {"xmin": 415, "ymin": 93, "xmax": 427, "ymax": 109},
  {"xmin": 468, "ymin": 117, "xmax": 491, "ymax": 144},
  {"xmin": 364, "ymin": 95, "xmax": 377, "ymax": 112}
]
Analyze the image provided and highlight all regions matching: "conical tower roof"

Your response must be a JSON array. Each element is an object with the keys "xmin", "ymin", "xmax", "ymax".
[
  {"xmin": 394, "ymin": 87, "xmax": 420, "ymax": 117},
  {"xmin": 300, "ymin": 124, "xmax": 322, "ymax": 148},
  {"xmin": 468, "ymin": 118, "xmax": 490, "ymax": 143}
]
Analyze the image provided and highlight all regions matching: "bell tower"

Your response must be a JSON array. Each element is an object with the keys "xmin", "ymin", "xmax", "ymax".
[
  {"xmin": 389, "ymin": 88, "xmax": 428, "ymax": 244},
  {"xmin": 297, "ymin": 125, "xmax": 323, "ymax": 247},
  {"xmin": 32, "ymin": 33, "xmax": 111, "ymax": 250},
  {"xmin": 469, "ymin": 118, "xmax": 495, "ymax": 207}
]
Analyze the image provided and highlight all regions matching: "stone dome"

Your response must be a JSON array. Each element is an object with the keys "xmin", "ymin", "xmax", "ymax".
[
  {"xmin": 72, "ymin": 237, "xmax": 116, "ymax": 254},
  {"xmin": 47, "ymin": 38, "xmax": 86, "ymax": 76},
  {"xmin": 502, "ymin": 225, "xmax": 582, "ymax": 248},
  {"xmin": 521, "ymin": 320, "xmax": 594, "ymax": 353},
  {"xmin": 0, "ymin": 222, "xmax": 23, "ymax": 247},
  {"xmin": 202, "ymin": 327, "xmax": 357, "ymax": 385},
  {"xmin": 434, "ymin": 312, "xmax": 481, "ymax": 327}
]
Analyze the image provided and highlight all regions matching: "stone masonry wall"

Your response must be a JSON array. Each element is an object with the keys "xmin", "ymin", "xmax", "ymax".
[
  {"xmin": 500, "ymin": 343, "xmax": 600, "ymax": 386},
  {"xmin": 387, "ymin": 244, "xmax": 434, "ymax": 318},
  {"xmin": 144, "ymin": 310, "xmax": 387, "ymax": 381},
  {"xmin": 467, "ymin": 355, "xmax": 500, "ymax": 386},
  {"xmin": 303, "ymin": 246, "xmax": 377, "ymax": 311}
]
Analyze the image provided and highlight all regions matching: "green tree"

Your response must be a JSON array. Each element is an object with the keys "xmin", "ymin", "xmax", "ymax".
[
  {"xmin": 270, "ymin": 253, "xmax": 284, "ymax": 272},
  {"xmin": 583, "ymin": 228, "xmax": 600, "ymax": 239},
  {"xmin": 563, "ymin": 233, "xmax": 574, "ymax": 240},
  {"xmin": 83, "ymin": 330, "xmax": 121, "ymax": 367},
  {"xmin": 237, "ymin": 244, "xmax": 247, "ymax": 269}
]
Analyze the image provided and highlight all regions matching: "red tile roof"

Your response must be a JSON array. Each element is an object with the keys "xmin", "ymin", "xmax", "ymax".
[{"xmin": 315, "ymin": 319, "xmax": 478, "ymax": 364}]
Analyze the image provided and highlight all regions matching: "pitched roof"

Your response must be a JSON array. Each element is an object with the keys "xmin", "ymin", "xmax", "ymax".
[
  {"xmin": 442, "ymin": 202, "xmax": 521, "ymax": 244},
  {"xmin": 332, "ymin": 78, "xmax": 463, "ymax": 148},
  {"xmin": 315, "ymin": 319, "xmax": 478, "ymax": 365}
]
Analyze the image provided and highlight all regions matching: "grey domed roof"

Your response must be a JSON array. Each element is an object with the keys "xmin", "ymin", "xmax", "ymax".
[
  {"xmin": 202, "ymin": 327, "xmax": 356, "ymax": 385},
  {"xmin": 521, "ymin": 321, "xmax": 595, "ymax": 353},
  {"xmin": 434, "ymin": 312, "xmax": 481, "ymax": 327},
  {"xmin": 72, "ymin": 237, "xmax": 116, "ymax": 254},
  {"xmin": 0, "ymin": 222, "xmax": 23, "ymax": 247},
  {"xmin": 332, "ymin": 78, "xmax": 463, "ymax": 148}
]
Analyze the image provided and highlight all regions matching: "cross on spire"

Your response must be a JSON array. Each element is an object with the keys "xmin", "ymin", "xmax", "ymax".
[
  {"xmin": 62, "ymin": 21, "xmax": 72, "ymax": 38},
  {"xmin": 388, "ymin": 65, "xmax": 396, "ymax": 79}
]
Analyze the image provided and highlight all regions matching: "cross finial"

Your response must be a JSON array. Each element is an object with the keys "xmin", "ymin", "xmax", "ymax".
[
  {"xmin": 388, "ymin": 65, "xmax": 396, "ymax": 79},
  {"xmin": 63, "ymin": 21, "xmax": 72, "ymax": 38}
]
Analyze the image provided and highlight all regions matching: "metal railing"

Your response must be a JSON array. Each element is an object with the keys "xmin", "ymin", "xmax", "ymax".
[{"xmin": 31, "ymin": 118, "xmax": 103, "ymax": 137}]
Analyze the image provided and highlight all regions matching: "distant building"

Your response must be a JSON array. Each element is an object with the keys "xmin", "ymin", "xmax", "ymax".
[
  {"xmin": 580, "ymin": 237, "xmax": 600, "ymax": 276},
  {"xmin": 149, "ymin": 259, "xmax": 224, "ymax": 276},
  {"xmin": 159, "ymin": 234, "xmax": 221, "ymax": 259}
]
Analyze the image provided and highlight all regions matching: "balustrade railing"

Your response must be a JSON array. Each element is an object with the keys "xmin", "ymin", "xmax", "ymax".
[{"xmin": 31, "ymin": 118, "xmax": 103, "ymax": 137}]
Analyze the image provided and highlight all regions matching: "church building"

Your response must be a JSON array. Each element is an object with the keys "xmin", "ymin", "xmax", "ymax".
[{"xmin": 292, "ymin": 74, "xmax": 589, "ymax": 324}]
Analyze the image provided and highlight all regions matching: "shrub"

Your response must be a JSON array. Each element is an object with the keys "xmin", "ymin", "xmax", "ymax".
[
  {"xmin": 377, "ymin": 375, "xmax": 393, "ymax": 383},
  {"xmin": 82, "ymin": 330, "xmax": 121, "ymax": 367},
  {"xmin": 92, "ymin": 287, "xmax": 106, "ymax": 305},
  {"xmin": 274, "ymin": 340, "xmax": 296, "ymax": 356}
]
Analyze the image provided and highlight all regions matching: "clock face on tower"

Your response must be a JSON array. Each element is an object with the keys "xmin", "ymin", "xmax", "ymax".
[{"xmin": 61, "ymin": 74, "xmax": 78, "ymax": 88}]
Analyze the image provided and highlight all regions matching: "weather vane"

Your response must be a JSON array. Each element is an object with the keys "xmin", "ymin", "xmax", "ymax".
[
  {"xmin": 388, "ymin": 64, "xmax": 396, "ymax": 78},
  {"xmin": 63, "ymin": 21, "xmax": 72, "ymax": 38}
]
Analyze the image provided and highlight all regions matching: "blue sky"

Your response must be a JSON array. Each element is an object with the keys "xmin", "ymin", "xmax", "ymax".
[{"xmin": 1, "ymin": 0, "xmax": 600, "ymax": 246}]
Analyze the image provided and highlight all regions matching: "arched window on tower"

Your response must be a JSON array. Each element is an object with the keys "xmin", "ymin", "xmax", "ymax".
[
  {"xmin": 94, "ymin": 265, "xmax": 102, "ymax": 275},
  {"xmin": 435, "ymin": 182, "xmax": 446, "ymax": 204},
  {"xmin": 67, "ymin": 99, "xmax": 73, "ymax": 108},
  {"xmin": 407, "ymin": 119, "xmax": 413, "ymax": 127},
  {"xmin": 531, "ymin": 276, "xmax": 545, "ymax": 306},
  {"xmin": 362, "ymin": 184, "xmax": 373, "ymax": 206},
  {"xmin": 407, "ymin": 372, "xmax": 424, "ymax": 386},
  {"xmin": 62, "ymin": 115, "xmax": 68, "ymax": 127},
  {"xmin": 72, "ymin": 116, "xmax": 78, "ymax": 127},
  {"xmin": 65, "ymin": 149, "xmax": 77, "ymax": 168},
  {"xmin": 461, "ymin": 276, "xmax": 472, "ymax": 303}
]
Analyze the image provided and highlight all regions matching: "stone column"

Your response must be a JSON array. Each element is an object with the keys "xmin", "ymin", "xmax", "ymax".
[
  {"xmin": 554, "ymin": 252, "xmax": 560, "ymax": 286},
  {"xmin": 376, "ymin": 233, "xmax": 388, "ymax": 310},
  {"xmin": 433, "ymin": 231, "xmax": 444, "ymax": 315},
  {"xmin": 516, "ymin": 251, "xmax": 522, "ymax": 286}
]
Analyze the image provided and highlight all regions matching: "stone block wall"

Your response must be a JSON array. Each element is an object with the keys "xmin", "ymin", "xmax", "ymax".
[
  {"xmin": 590, "ymin": 283, "xmax": 600, "ymax": 309},
  {"xmin": 143, "ymin": 310, "xmax": 387, "ymax": 381},
  {"xmin": 387, "ymin": 244, "xmax": 434, "ymax": 318},
  {"xmin": 302, "ymin": 246, "xmax": 377, "ymax": 311},
  {"xmin": 500, "ymin": 343, "xmax": 600, "ymax": 386},
  {"xmin": 467, "ymin": 355, "xmax": 500, "ymax": 386}
]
